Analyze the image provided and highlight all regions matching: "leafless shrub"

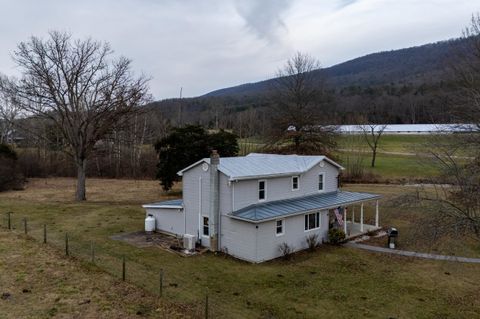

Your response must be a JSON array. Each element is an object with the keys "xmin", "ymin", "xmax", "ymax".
[
  {"xmin": 278, "ymin": 242, "xmax": 294, "ymax": 260},
  {"xmin": 305, "ymin": 234, "xmax": 319, "ymax": 251}
]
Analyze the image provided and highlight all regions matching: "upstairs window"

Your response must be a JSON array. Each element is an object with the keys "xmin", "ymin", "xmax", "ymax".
[
  {"xmin": 258, "ymin": 180, "xmax": 266, "ymax": 201},
  {"xmin": 318, "ymin": 173, "xmax": 324, "ymax": 191},
  {"xmin": 292, "ymin": 176, "xmax": 299, "ymax": 190},
  {"xmin": 203, "ymin": 216, "xmax": 209, "ymax": 236},
  {"xmin": 276, "ymin": 219, "xmax": 284, "ymax": 236},
  {"xmin": 304, "ymin": 212, "xmax": 320, "ymax": 231}
]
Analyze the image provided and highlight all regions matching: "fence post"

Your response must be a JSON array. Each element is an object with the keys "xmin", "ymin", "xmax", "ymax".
[
  {"xmin": 122, "ymin": 256, "xmax": 126, "ymax": 281},
  {"xmin": 159, "ymin": 269, "xmax": 163, "ymax": 298},
  {"xmin": 205, "ymin": 289, "xmax": 209, "ymax": 319},
  {"xmin": 7, "ymin": 212, "xmax": 11, "ymax": 230},
  {"xmin": 23, "ymin": 218, "xmax": 27, "ymax": 235},
  {"xmin": 90, "ymin": 241, "xmax": 94, "ymax": 263},
  {"xmin": 43, "ymin": 224, "xmax": 47, "ymax": 244},
  {"xmin": 65, "ymin": 233, "xmax": 69, "ymax": 256}
]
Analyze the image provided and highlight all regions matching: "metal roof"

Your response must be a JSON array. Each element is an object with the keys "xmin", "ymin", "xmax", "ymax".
[
  {"xmin": 178, "ymin": 153, "xmax": 344, "ymax": 181},
  {"xmin": 142, "ymin": 199, "xmax": 183, "ymax": 209},
  {"xmin": 230, "ymin": 191, "xmax": 381, "ymax": 223},
  {"xmin": 339, "ymin": 124, "xmax": 477, "ymax": 134}
]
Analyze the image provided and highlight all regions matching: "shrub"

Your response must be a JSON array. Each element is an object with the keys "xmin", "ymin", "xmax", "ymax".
[
  {"xmin": 328, "ymin": 228, "xmax": 346, "ymax": 245},
  {"xmin": 305, "ymin": 234, "xmax": 319, "ymax": 251},
  {"xmin": 278, "ymin": 242, "xmax": 294, "ymax": 260},
  {"xmin": 0, "ymin": 144, "xmax": 23, "ymax": 191}
]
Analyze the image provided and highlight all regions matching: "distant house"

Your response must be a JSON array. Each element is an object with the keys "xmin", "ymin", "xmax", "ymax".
[{"xmin": 143, "ymin": 152, "xmax": 381, "ymax": 263}]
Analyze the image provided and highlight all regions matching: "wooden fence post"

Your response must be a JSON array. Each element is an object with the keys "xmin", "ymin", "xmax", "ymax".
[
  {"xmin": 43, "ymin": 224, "xmax": 47, "ymax": 244},
  {"xmin": 23, "ymin": 218, "xmax": 27, "ymax": 235},
  {"xmin": 205, "ymin": 289, "xmax": 209, "ymax": 319},
  {"xmin": 122, "ymin": 256, "xmax": 126, "ymax": 281},
  {"xmin": 159, "ymin": 269, "xmax": 163, "ymax": 298},
  {"xmin": 65, "ymin": 233, "xmax": 69, "ymax": 256},
  {"xmin": 90, "ymin": 241, "xmax": 95, "ymax": 263}
]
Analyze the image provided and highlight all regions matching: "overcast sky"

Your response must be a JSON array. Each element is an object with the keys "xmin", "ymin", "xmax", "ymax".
[{"xmin": 0, "ymin": 0, "xmax": 477, "ymax": 99}]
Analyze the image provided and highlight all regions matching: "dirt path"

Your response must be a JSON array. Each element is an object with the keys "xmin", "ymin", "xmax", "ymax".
[{"xmin": 345, "ymin": 242, "xmax": 480, "ymax": 264}]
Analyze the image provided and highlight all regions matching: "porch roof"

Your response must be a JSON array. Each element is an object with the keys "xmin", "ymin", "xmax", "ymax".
[
  {"xmin": 229, "ymin": 191, "xmax": 381, "ymax": 223},
  {"xmin": 142, "ymin": 199, "xmax": 183, "ymax": 209}
]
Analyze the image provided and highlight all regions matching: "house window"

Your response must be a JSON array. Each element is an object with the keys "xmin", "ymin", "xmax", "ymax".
[
  {"xmin": 318, "ymin": 174, "xmax": 324, "ymax": 191},
  {"xmin": 292, "ymin": 176, "xmax": 299, "ymax": 190},
  {"xmin": 203, "ymin": 216, "xmax": 209, "ymax": 236},
  {"xmin": 258, "ymin": 180, "xmax": 266, "ymax": 201},
  {"xmin": 304, "ymin": 212, "xmax": 321, "ymax": 231},
  {"xmin": 276, "ymin": 219, "xmax": 284, "ymax": 236}
]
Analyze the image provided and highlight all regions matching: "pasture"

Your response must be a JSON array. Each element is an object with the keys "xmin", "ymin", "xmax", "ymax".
[{"xmin": 1, "ymin": 178, "xmax": 479, "ymax": 318}]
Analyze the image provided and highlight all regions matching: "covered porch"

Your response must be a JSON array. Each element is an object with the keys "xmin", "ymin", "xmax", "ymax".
[{"xmin": 330, "ymin": 200, "xmax": 381, "ymax": 239}]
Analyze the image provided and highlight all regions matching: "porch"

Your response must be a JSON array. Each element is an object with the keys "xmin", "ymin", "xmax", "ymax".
[{"xmin": 330, "ymin": 200, "xmax": 381, "ymax": 239}]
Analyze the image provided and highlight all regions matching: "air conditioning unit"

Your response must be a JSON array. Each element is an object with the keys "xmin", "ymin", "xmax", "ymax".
[{"xmin": 183, "ymin": 234, "xmax": 196, "ymax": 251}]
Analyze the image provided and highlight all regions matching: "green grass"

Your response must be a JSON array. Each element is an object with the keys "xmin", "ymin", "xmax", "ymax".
[
  {"xmin": 338, "ymin": 152, "xmax": 440, "ymax": 180},
  {"xmin": 1, "ymin": 178, "xmax": 480, "ymax": 318}
]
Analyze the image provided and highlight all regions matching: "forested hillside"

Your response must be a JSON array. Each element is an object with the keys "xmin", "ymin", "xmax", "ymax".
[{"xmin": 148, "ymin": 38, "xmax": 466, "ymax": 130}]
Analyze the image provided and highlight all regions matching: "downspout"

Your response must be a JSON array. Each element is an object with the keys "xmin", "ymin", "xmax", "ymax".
[{"xmin": 209, "ymin": 150, "xmax": 220, "ymax": 251}]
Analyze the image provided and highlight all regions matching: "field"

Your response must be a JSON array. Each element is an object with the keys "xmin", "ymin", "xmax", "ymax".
[{"xmin": 1, "ymin": 178, "xmax": 480, "ymax": 318}]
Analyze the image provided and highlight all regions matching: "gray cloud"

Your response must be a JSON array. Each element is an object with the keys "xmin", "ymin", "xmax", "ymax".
[
  {"xmin": 0, "ymin": 0, "xmax": 477, "ymax": 99},
  {"xmin": 234, "ymin": 0, "xmax": 293, "ymax": 43}
]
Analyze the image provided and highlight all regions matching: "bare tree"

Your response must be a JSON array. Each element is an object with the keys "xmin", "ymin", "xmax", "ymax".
[
  {"xmin": 4, "ymin": 31, "xmax": 149, "ymax": 201},
  {"xmin": 358, "ymin": 123, "xmax": 387, "ymax": 168},
  {"xmin": 0, "ymin": 75, "xmax": 20, "ymax": 144},
  {"xmin": 267, "ymin": 52, "xmax": 337, "ymax": 155},
  {"xmin": 413, "ymin": 14, "xmax": 480, "ymax": 243}
]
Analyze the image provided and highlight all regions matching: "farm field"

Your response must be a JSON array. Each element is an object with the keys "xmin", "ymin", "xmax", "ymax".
[{"xmin": 1, "ymin": 178, "xmax": 479, "ymax": 318}]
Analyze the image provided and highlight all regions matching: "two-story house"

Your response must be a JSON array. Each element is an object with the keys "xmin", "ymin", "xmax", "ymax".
[{"xmin": 143, "ymin": 152, "xmax": 381, "ymax": 263}]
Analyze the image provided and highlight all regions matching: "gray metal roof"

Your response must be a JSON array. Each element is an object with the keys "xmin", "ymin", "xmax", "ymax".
[
  {"xmin": 142, "ymin": 199, "xmax": 183, "ymax": 209},
  {"xmin": 178, "ymin": 153, "xmax": 344, "ymax": 181},
  {"xmin": 230, "ymin": 191, "xmax": 381, "ymax": 223}
]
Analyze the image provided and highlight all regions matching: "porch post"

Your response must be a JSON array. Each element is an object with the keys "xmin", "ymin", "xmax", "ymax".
[
  {"xmin": 352, "ymin": 206, "xmax": 355, "ymax": 224},
  {"xmin": 375, "ymin": 200, "xmax": 379, "ymax": 228},
  {"xmin": 360, "ymin": 203, "xmax": 364, "ymax": 232},
  {"xmin": 343, "ymin": 208, "xmax": 347, "ymax": 235}
]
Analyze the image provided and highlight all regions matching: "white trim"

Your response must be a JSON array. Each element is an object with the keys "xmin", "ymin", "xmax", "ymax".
[
  {"xmin": 318, "ymin": 173, "xmax": 325, "ymax": 192},
  {"xmin": 258, "ymin": 179, "xmax": 267, "ymax": 202},
  {"xmin": 142, "ymin": 205, "xmax": 183, "ymax": 209},
  {"xmin": 202, "ymin": 215, "xmax": 210, "ymax": 237},
  {"xmin": 291, "ymin": 176, "xmax": 299, "ymax": 191},
  {"xmin": 275, "ymin": 219, "xmax": 285, "ymax": 236}
]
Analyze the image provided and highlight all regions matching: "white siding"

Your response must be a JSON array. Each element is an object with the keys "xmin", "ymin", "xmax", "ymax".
[
  {"xmin": 254, "ymin": 211, "xmax": 329, "ymax": 262},
  {"xmin": 220, "ymin": 216, "xmax": 257, "ymax": 262},
  {"xmin": 182, "ymin": 164, "xmax": 211, "ymax": 245},
  {"xmin": 232, "ymin": 161, "xmax": 339, "ymax": 211},
  {"xmin": 145, "ymin": 208, "xmax": 184, "ymax": 236}
]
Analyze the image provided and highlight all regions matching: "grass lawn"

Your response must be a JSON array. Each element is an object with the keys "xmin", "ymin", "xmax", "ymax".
[{"xmin": 1, "ymin": 178, "xmax": 480, "ymax": 318}]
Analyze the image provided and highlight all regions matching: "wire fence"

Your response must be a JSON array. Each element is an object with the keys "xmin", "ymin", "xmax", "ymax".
[{"xmin": 1, "ymin": 211, "xmax": 218, "ymax": 318}]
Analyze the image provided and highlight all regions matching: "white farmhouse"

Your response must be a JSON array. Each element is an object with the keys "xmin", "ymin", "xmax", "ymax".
[{"xmin": 143, "ymin": 152, "xmax": 381, "ymax": 263}]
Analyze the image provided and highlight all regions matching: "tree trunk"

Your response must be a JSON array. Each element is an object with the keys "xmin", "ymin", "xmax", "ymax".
[
  {"xmin": 76, "ymin": 159, "xmax": 87, "ymax": 201},
  {"xmin": 371, "ymin": 149, "xmax": 377, "ymax": 168}
]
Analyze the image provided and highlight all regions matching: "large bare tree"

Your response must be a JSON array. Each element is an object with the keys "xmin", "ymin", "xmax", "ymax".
[
  {"xmin": 358, "ymin": 123, "xmax": 387, "ymax": 168},
  {"xmin": 4, "ymin": 31, "xmax": 149, "ymax": 201},
  {"xmin": 267, "ymin": 52, "xmax": 336, "ymax": 155}
]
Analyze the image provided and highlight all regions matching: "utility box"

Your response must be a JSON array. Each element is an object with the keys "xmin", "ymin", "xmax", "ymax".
[
  {"xmin": 387, "ymin": 227, "xmax": 398, "ymax": 249},
  {"xmin": 183, "ymin": 234, "xmax": 196, "ymax": 252}
]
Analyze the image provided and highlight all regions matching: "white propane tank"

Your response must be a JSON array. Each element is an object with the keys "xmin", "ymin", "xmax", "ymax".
[{"xmin": 145, "ymin": 215, "xmax": 156, "ymax": 232}]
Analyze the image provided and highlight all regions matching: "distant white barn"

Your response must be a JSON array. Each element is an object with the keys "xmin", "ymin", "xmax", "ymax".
[{"xmin": 339, "ymin": 124, "xmax": 477, "ymax": 135}]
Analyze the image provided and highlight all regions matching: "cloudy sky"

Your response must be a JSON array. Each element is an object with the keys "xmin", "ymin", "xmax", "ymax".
[{"xmin": 0, "ymin": 0, "xmax": 477, "ymax": 99}]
